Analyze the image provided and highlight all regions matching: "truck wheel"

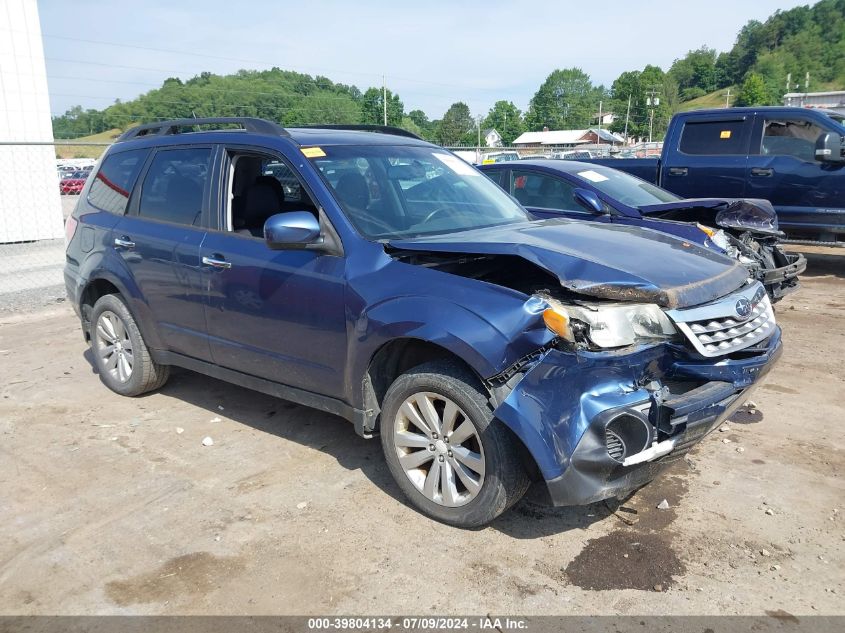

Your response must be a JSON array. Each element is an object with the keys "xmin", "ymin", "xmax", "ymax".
[
  {"xmin": 380, "ymin": 360, "xmax": 529, "ymax": 527},
  {"xmin": 89, "ymin": 294, "xmax": 170, "ymax": 396}
]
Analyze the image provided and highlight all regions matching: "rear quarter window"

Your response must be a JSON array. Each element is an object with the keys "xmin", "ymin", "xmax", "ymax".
[
  {"xmin": 679, "ymin": 120, "xmax": 748, "ymax": 155},
  {"xmin": 87, "ymin": 149, "xmax": 149, "ymax": 214}
]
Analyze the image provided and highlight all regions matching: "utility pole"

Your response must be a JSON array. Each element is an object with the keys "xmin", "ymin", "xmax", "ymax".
[
  {"xmin": 804, "ymin": 72, "xmax": 810, "ymax": 106},
  {"xmin": 597, "ymin": 100, "xmax": 602, "ymax": 132},
  {"xmin": 382, "ymin": 74, "xmax": 388, "ymax": 126},
  {"xmin": 724, "ymin": 88, "xmax": 731, "ymax": 108},
  {"xmin": 476, "ymin": 115, "xmax": 482, "ymax": 163},
  {"xmin": 646, "ymin": 88, "xmax": 659, "ymax": 144},
  {"xmin": 623, "ymin": 95, "xmax": 631, "ymax": 141}
]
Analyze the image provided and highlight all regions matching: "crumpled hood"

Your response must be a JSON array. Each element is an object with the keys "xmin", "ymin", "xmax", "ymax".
[
  {"xmin": 639, "ymin": 198, "xmax": 781, "ymax": 235},
  {"xmin": 388, "ymin": 219, "xmax": 749, "ymax": 309}
]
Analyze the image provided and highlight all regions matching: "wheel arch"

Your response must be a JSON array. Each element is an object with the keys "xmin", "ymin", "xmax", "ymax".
[
  {"xmin": 79, "ymin": 272, "xmax": 163, "ymax": 350},
  {"xmin": 362, "ymin": 337, "xmax": 542, "ymax": 482}
]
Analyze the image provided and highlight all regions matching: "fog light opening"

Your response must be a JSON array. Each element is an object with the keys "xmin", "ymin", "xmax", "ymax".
[{"xmin": 605, "ymin": 413, "xmax": 652, "ymax": 463}]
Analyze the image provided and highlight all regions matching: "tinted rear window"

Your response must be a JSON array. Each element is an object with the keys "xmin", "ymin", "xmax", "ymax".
[
  {"xmin": 679, "ymin": 120, "xmax": 748, "ymax": 155},
  {"xmin": 87, "ymin": 149, "xmax": 148, "ymax": 214},
  {"xmin": 138, "ymin": 148, "xmax": 212, "ymax": 226}
]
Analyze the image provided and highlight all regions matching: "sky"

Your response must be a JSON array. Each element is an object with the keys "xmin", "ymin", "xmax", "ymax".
[{"xmin": 37, "ymin": 0, "xmax": 809, "ymax": 120}]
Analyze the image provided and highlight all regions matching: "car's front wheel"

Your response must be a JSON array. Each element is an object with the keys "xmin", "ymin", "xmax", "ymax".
[
  {"xmin": 90, "ymin": 294, "xmax": 170, "ymax": 396},
  {"xmin": 380, "ymin": 360, "xmax": 529, "ymax": 527}
]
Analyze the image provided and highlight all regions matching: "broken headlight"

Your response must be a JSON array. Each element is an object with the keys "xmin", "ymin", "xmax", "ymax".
[{"xmin": 542, "ymin": 298, "xmax": 678, "ymax": 349}]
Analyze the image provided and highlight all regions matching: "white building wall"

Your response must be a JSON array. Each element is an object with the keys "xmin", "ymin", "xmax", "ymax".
[{"xmin": 0, "ymin": 0, "xmax": 64, "ymax": 243}]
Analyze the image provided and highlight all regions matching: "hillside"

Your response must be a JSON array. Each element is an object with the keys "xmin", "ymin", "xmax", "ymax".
[
  {"xmin": 54, "ymin": 129, "xmax": 122, "ymax": 159},
  {"xmin": 678, "ymin": 87, "xmax": 738, "ymax": 111}
]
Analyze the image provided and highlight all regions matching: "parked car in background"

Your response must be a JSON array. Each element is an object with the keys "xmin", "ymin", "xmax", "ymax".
[
  {"xmin": 59, "ymin": 170, "xmax": 90, "ymax": 195},
  {"xmin": 65, "ymin": 118, "xmax": 782, "ymax": 527},
  {"xmin": 552, "ymin": 149, "xmax": 595, "ymax": 160},
  {"xmin": 480, "ymin": 160, "xmax": 806, "ymax": 302},
  {"xmin": 480, "ymin": 150, "xmax": 520, "ymax": 164},
  {"xmin": 584, "ymin": 107, "xmax": 845, "ymax": 243}
]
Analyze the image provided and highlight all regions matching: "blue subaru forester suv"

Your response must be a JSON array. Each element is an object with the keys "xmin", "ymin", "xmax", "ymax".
[{"xmin": 65, "ymin": 118, "xmax": 782, "ymax": 527}]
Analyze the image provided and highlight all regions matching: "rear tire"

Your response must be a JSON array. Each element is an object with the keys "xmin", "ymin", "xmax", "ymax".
[
  {"xmin": 380, "ymin": 360, "xmax": 529, "ymax": 528},
  {"xmin": 89, "ymin": 294, "xmax": 169, "ymax": 396}
]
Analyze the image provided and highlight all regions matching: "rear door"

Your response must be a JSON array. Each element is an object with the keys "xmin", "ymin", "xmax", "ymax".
[
  {"xmin": 662, "ymin": 115, "xmax": 752, "ymax": 198},
  {"xmin": 114, "ymin": 145, "xmax": 215, "ymax": 361},
  {"xmin": 746, "ymin": 112, "xmax": 845, "ymax": 237}
]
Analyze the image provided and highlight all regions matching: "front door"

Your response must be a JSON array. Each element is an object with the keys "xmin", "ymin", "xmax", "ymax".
[
  {"xmin": 200, "ymin": 147, "xmax": 348, "ymax": 397},
  {"xmin": 746, "ymin": 113, "xmax": 845, "ymax": 236}
]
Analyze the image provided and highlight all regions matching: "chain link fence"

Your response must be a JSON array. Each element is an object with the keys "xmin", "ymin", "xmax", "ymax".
[{"xmin": 0, "ymin": 141, "xmax": 108, "ymax": 313}]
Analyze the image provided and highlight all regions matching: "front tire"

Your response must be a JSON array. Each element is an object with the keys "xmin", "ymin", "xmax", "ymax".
[
  {"xmin": 89, "ymin": 294, "xmax": 170, "ymax": 396},
  {"xmin": 380, "ymin": 360, "xmax": 529, "ymax": 527}
]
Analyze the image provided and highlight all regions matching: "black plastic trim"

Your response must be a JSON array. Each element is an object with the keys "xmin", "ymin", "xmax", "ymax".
[{"xmin": 117, "ymin": 117, "xmax": 289, "ymax": 142}]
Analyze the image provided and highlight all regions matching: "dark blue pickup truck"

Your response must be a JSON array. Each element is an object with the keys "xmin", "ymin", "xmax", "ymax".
[{"xmin": 589, "ymin": 107, "xmax": 845, "ymax": 243}]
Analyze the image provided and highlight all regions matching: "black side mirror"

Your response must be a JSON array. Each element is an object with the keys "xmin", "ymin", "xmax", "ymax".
[
  {"xmin": 815, "ymin": 132, "xmax": 844, "ymax": 163},
  {"xmin": 573, "ymin": 187, "xmax": 604, "ymax": 214},
  {"xmin": 264, "ymin": 212, "xmax": 321, "ymax": 250}
]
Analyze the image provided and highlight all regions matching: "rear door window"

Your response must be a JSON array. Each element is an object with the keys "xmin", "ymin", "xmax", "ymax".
[
  {"xmin": 679, "ymin": 120, "xmax": 749, "ymax": 155},
  {"xmin": 87, "ymin": 149, "xmax": 149, "ymax": 214},
  {"xmin": 137, "ymin": 148, "xmax": 212, "ymax": 226}
]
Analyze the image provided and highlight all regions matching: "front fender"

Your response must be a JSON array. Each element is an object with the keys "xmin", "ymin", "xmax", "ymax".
[{"xmin": 346, "ymin": 294, "xmax": 553, "ymax": 409}]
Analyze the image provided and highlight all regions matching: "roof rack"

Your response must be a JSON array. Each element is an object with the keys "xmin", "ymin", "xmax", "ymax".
[
  {"xmin": 295, "ymin": 124, "xmax": 423, "ymax": 140},
  {"xmin": 117, "ymin": 117, "xmax": 289, "ymax": 142}
]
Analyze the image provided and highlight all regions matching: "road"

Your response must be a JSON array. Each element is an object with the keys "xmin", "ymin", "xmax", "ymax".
[{"xmin": 0, "ymin": 247, "xmax": 842, "ymax": 615}]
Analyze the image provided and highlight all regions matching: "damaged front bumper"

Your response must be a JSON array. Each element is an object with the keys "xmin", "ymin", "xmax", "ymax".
[
  {"xmin": 764, "ymin": 251, "xmax": 807, "ymax": 301},
  {"xmin": 492, "ymin": 327, "xmax": 782, "ymax": 507}
]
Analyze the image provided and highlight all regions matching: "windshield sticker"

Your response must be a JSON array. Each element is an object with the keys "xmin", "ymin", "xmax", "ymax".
[
  {"xmin": 434, "ymin": 153, "xmax": 480, "ymax": 176},
  {"xmin": 577, "ymin": 169, "xmax": 609, "ymax": 183},
  {"xmin": 301, "ymin": 147, "xmax": 326, "ymax": 158},
  {"xmin": 720, "ymin": 130, "xmax": 732, "ymax": 139}
]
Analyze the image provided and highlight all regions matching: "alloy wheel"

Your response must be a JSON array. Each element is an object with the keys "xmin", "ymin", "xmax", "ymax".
[
  {"xmin": 94, "ymin": 310, "xmax": 134, "ymax": 383},
  {"xmin": 393, "ymin": 392, "xmax": 485, "ymax": 507}
]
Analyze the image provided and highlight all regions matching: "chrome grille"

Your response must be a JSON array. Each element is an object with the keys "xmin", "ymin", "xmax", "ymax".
[{"xmin": 666, "ymin": 283, "xmax": 776, "ymax": 358}]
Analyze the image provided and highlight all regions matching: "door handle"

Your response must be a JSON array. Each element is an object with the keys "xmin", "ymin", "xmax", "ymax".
[
  {"xmin": 751, "ymin": 167, "xmax": 774, "ymax": 177},
  {"xmin": 114, "ymin": 236, "xmax": 135, "ymax": 249},
  {"xmin": 668, "ymin": 167, "xmax": 688, "ymax": 176},
  {"xmin": 202, "ymin": 255, "xmax": 232, "ymax": 270}
]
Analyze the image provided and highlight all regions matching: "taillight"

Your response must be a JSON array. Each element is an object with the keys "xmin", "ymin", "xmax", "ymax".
[{"xmin": 65, "ymin": 215, "xmax": 78, "ymax": 243}]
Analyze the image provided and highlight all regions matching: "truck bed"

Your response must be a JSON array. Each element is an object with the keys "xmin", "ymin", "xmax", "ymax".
[{"xmin": 581, "ymin": 158, "xmax": 660, "ymax": 183}]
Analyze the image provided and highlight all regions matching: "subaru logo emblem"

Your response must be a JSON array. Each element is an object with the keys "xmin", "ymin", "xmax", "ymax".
[{"xmin": 735, "ymin": 298, "xmax": 752, "ymax": 319}]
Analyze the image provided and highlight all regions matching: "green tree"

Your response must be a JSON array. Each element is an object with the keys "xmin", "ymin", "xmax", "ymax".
[
  {"xmin": 669, "ymin": 47, "xmax": 719, "ymax": 95},
  {"xmin": 482, "ymin": 100, "xmax": 524, "ymax": 145},
  {"xmin": 608, "ymin": 65, "xmax": 674, "ymax": 141},
  {"xmin": 525, "ymin": 68, "xmax": 603, "ymax": 130},
  {"xmin": 438, "ymin": 102, "xmax": 475, "ymax": 146},
  {"xmin": 735, "ymin": 73, "xmax": 772, "ymax": 106},
  {"xmin": 286, "ymin": 91, "xmax": 361, "ymax": 125},
  {"xmin": 399, "ymin": 116, "xmax": 424, "ymax": 138},
  {"xmin": 360, "ymin": 87, "xmax": 404, "ymax": 126},
  {"xmin": 407, "ymin": 109, "xmax": 436, "ymax": 140}
]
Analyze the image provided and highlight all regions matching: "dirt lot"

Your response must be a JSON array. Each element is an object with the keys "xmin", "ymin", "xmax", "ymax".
[{"xmin": 0, "ymin": 246, "xmax": 842, "ymax": 616}]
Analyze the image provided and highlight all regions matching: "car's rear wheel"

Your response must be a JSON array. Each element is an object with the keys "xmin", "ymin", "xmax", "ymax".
[
  {"xmin": 90, "ymin": 294, "xmax": 169, "ymax": 396},
  {"xmin": 380, "ymin": 360, "xmax": 529, "ymax": 527}
]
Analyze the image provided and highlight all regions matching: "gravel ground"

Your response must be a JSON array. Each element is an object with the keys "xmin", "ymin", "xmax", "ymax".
[{"xmin": 0, "ymin": 246, "xmax": 842, "ymax": 616}]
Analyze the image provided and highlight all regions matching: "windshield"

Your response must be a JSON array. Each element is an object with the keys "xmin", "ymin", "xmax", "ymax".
[
  {"xmin": 573, "ymin": 166, "xmax": 680, "ymax": 207},
  {"xmin": 311, "ymin": 145, "xmax": 531, "ymax": 239}
]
